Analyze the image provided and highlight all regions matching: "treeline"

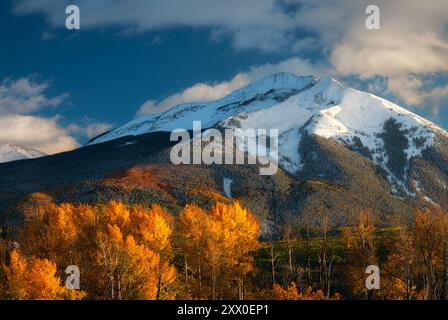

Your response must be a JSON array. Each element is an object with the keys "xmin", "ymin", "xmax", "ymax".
[
  {"xmin": 1, "ymin": 192, "xmax": 448, "ymax": 300},
  {"xmin": 263, "ymin": 207, "xmax": 448, "ymax": 300},
  {"xmin": 0, "ymin": 193, "xmax": 259, "ymax": 300}
]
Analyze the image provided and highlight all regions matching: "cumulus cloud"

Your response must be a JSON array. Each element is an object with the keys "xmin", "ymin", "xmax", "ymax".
[
  {"xmin": 137, "ymin": 74, "xmax": 249, "ymax": 116},
  {"xmin": 67, "ymin": 122, "xmax": 114, "ymax": 139},
  {"xmin": 0, "ymin": 77, "xmax": 112, "ymax": 154},
  {"xmin": 388, "ymin": 76, "xmax": 448, "ymax": 110},
  {"xmin": 0, "ymin": 114, "xmax": 79, "ymax": 154},
  {"xmin": 13, "ymin": 0, "xmax": 448, "ymax": 112},
  {"xmin": 331, "ymin": 32, "xmax": 448, "ymax": 79},
  {"xmin": 0, "ymin": 77, "xmax": 68, "ymax": 114},
  {"xmin": 137, "ymin": 57, "xmax": 328, "ymax": 116},
  {"xmin": 13, "ymin": 0, "xmax": 448, "ymax": 69},
  {"xmin": 292, "ymin": 0, "xmax": 448, "ymax": 108},
  {"xmin": 13, "ymin": 0, "xmax": 298, "ymax": 52}
]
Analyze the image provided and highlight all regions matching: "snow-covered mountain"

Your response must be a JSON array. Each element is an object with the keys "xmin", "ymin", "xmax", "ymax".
[
  {"xmin": 88, "ymin": 73, "xmax": 316, "ymax": 145},
  {"xmin": 0, "ymin": 143, "xmax": 46, "ymax": 164},
  {"xmin": 1, "ymin": 73, "xmax": 447, "ymax": 228},
  {"xmin": 88, "ymin": 72, "xmax": 448, "ymax": 197}
]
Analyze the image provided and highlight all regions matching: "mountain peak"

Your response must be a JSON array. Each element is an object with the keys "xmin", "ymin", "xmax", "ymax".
[
  {"xmin": 0, "ymin": 143, "xmax": 46, "ymax": 164},
  {"xmin": 87, "ymin": 73, "xmax": 446, "ymax": 180},
  {"xmin": 249, "ymin": 72, "xmax": 315, "ymax": 91},
  {"xmin": 261, "ymin": 71, "xmax": 313, "ymax": 84},
  {"xmin": 316, "ymin": 75, "xmax": 342, "ymax": 86}
]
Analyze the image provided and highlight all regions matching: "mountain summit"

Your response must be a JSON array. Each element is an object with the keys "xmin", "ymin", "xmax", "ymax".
[
  {"xmin": 88, "ymin": 72, "xmax": 317, "ymax": 145},
  {"xmin": 0, "ymin": 143, "xmax": 46, "ymax": 164},
  {"xmin": 88, "ymin": 73, "xmax": 448, "ymax": 197}
]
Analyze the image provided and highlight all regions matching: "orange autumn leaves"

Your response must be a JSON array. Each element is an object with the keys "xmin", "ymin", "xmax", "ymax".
[
  {"xmin": 2, "ymin": 250, "xmax": 85, "ymax": 300},
  {"xmin": 7, "ymin": 200, "xmax": 177, "ymax": 300},
  {"xmin": 269, "ymin": 282, "xmax": 335, "ymax": 300},
  {"xmin": 178, "ymin": 202, "xmax": 259, "ymax": 299},
  {"xmin": 1, "ymin": 195, "xmax": 260, "ymax": 300},
  {"xmin": 94, "ymin": 201, "xmax": 176, "ymax": 300}
]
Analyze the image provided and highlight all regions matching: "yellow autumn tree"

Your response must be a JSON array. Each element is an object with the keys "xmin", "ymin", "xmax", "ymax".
[
  {"xmin": 177, "ymin": 204, "xmax": 209, "ymax": 299},
  {"xmin": 270, "ymin": 282, "xmax": 301, "ymax": 300},
  {"xmin": 412, "ymin": 208, "xmax": 445, "ymax": 300},
  {"xmin": 129, "ymin": 204, "xmax": 176, "ymax": 299},
  {"xmin": 381, "ymin": 208, "xmax": 448, "ymax": 300},
  {"xmin": 381, "ymin": 220, "xmax": 420, "ymax": 300},
  {"xmin": 0, "ymin": 235, "xmax": 8, "ymax": 299},
  {"xmin": 2, "ymin": 250, "xmax": 85, "ymax": 300},
  {"xmin": 268, "ymin": 282, "xmax": 337, "ymax": 300},
  {"xmin": 14, "ymin": 200, "xmax": 176, "ymax": 300},
  {"xmin": 342, "ymin": 209, "xmax": 378, "ymax": 298},
  {"xmin": 96, "ymin": 224, "xmax": 162, "ymax": 299},
  {"xmin": 18, "ymin": 201, "xmax": 95, "ymax": 267},
  {"xmin": 95, "ymin": 201, "xmax": 176, "ymax": 300},
  {"xmin": 178, "ymin": 201, "xmax": 259, "ymax": 300}
]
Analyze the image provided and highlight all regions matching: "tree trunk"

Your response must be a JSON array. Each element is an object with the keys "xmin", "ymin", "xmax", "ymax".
[
  {"xmin": 326, "ymin": 256, "xmax": 334, "ymax": 299},
  {"xmin": 270, "ymin": 243, "xmax": 276, "ymax": 286},
  {"xmin": 426, "ymin": 259, "xmax": 436, "ymax": 300},
  {"xmin": 306, "ymin": 226, "xmax": 311, "ymax": 287},
  {"xmin": 156, "ymin": 272, "xmax": 162, "ymax": 300},
  {"xmin": 212, "ymin": 273, "xmax": 217, "ymax": 300},
  {"xmin": 238, "ymin": 277, "xmax": 244, "ymax": 300},
  {"xmin": 198, "ymin": 265, "xmax": 202, "ymax": 300},
  {"xmin": 288, "ymin": 243, "xmax": 293, "ymax": 274},
  {"xmin": 184, "ymin": 259, "xmax": 189, "ymax": 300},
  {"xmin": 110, "ymin": 275, "xmax": 115, "ymax": 300},
  {"xmin": 444, "ymin": 242, "xmax": 448, "ymax": 300},
  {"xmin": 116, "ymin": 272, "xmax": 122, "ymax": 300}
]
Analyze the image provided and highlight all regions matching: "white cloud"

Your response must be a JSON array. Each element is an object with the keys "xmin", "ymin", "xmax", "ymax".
[
  {"xmin": 292, "ymin": 0, "xmax": 448, "ymax": 78},
  {"xmin": 13, "ymin": 0, "xmax": 448, "ymax": 113},
  {"xmin": 0, "ymin": 114, "xmax": 79, "ymax": 154},
  {"xmin": 331, "ymin": 32, "xmax": 448, "ymax": 79},
  {"xmin": 137, "ymin": 57, "xmax": 328, "ymax": 116},
  {"xmin": 67, "ymin": 122, "xmax": 114, "ymax": 139},
  {"xmin": 292, "ymin": 0, "xmax": 448, "ymax": 109},
  {"xmin": 13, "ymin": 0, "xmax": 298, "ymax": 52},
  {"xmin": 0, "ymin": 77, "xmax": 112, "ymax": 154},
  {"xmin": 388, "ymin": 76, "xmax": 448, "ymax": 108},
  {"xmin": 137, "ymin": 74, "xmax": 249, "ymax": 116},
  {"xmin": 0, "ymin": 77, "xmax": 68, "ymax": 114},
  {"xmin": 13, "ymin": 0, "xmax": 448, "ymax": 69}
]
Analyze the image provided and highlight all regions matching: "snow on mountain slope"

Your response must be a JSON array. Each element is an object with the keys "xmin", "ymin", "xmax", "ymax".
[
  {"xmin": 218, "ymin": 75, "xmax": 347, "ymax": 173},
  {"xmin": 218, "ymin": 75, "xmax": 446, "ymax": 181},
  {"xmin": 306, "ymin": 87, "xmax": 442, "ymax": 159},
  {"xmin": 88, "ymin": 73, "xmax": 316, "ymax": 145},
  {"xmin": 301, "ymin": 86, "xmax": 447, "ymax": 195},
  {"xmin": 87, "ymin": 72, "xmax": 448, "ymax": 192},
  {"xmin": 0, "ymin": 144, "xmax": 46, "ymax": 164}
]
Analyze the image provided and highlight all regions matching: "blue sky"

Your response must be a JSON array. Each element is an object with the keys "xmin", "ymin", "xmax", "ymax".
[{"xmin": 0, "ymin": 0, "xmax": 447, "ymax": 153}]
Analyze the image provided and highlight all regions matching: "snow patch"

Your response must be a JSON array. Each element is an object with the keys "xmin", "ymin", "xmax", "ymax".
[
  {"xmin": 85, "ymin": 73, "xmax": 448, "ymax": 194},
  {"xmin": 223, "ymin": 178, "xmax": 233, "ymax": 198},
  {"xmin": 0, "ymin": 144, "xmax": 46, "ymax": 164}
]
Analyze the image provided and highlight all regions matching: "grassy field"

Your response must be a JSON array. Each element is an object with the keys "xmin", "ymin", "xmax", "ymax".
[{"xmin": 253, "ymin": 227, "xmax": 399, "ymax": 293}]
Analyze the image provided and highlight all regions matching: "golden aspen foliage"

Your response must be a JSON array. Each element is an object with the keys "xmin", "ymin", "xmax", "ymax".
[
  {"xmin": 342, "ymin": 209, "xmax": 377, "ymax": 298},
  {"xmin": 270, "ymin": 282, "xmax": 301, "ymax": 300},
  {"xmin": 128, "ymin": 205, "xmax": 177, "ymax": 300},
  {"xmin": 93, "ymin": 202, "xmax": 177, "ymax": 300},
  {"xmin": 381, "ymin": 222, "xmax": 420, "ymax": 300},
  {"xmin": 2, "ymin": 250, "xmax": 85, "ymax": 300},
  {"xmin": 12, "ymin": 200, "xmax": 176, "ymax": 300},
  {"xmin": 178, "ymin": 201, "xmax": 259, "ymax": 299},
  {"xmin": 130, "ymin": 204, "xmax": 173, "ymax": 254},
  {"xmin": 100, "ymin": 201, "xmax": 131, "ymax": 230},
  {"xmin": 0, "ymin": 237, "xmax": 8, "ymax": 299},
  {"xmin": 412, "ymin": 208, "xmax": 445, "ymax": 300},
  {"xmin": 268, "ymin": 282, "xmax": 334, "ymax": 300}
]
